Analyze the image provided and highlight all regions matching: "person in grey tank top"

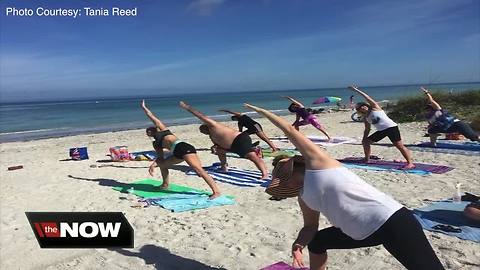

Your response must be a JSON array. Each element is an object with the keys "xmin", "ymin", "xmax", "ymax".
[{"xmin": 349, "ymin": 85, "xmax": 415, "ymax": 169}]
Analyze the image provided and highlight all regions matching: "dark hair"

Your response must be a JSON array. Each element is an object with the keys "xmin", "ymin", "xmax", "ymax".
[
  {"xmin": 288, "ymin": 103, "xmax": 298, "ymax": 113},
  {"xmin": 146, "ymin": 127, "xmax": 157, "ymax": 135},
  {"xmin": 424, "ymin": 104, "xmax": 435, "ymax": 111},
  {"xmin": 199, "ymin": 124, "xmax": 210, "ymax": 134},
  {"xmin": 306, "ymin": 108, "xmax": 324, "ymax": 115},
  {"xmin": 355, "ymin": 102, "xmax": 371, "ymax": 110},
  {"xmin": 231, "ymin": 115, "xmax": 239, "ymax": 121}
]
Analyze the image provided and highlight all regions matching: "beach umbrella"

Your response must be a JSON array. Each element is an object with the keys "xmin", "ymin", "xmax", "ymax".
[{"xmin": 312, "ymin": 96, "xmax": 342, "ymax": 104}]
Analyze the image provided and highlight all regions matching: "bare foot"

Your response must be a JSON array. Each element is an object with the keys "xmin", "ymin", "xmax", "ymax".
[
  {"xmin": 272, "ymin": 148, "xmax": 279, "ymax": 152},
  {"xmin": 363, "ymin": 157, "xmax": 370, "ymax": 163},
  {"xmin": 260, "ymin": 173, "xmax": 269, "ymax": 179},
  {"xmin": 159, "ymin": 183, "xmax": 169, "ymax": 189},
  {"xmin": 209, "ymin": 192, "xmax": 221, "ymax": 199},
  {"xmin": 401, "ymin": 163, "xmax": 416, "ymax": 170},
  {"xmin": 220, "ymin": 165, "xmax": 228, "ymax": 172},
  {"xmin": 327, "ymin": 137, "xmax": 333, "ymax": 142}
]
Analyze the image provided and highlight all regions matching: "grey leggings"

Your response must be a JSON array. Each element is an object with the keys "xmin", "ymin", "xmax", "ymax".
[{"xmin": 428, "ymin": 121, "xmax": 479, "ymax": 141}]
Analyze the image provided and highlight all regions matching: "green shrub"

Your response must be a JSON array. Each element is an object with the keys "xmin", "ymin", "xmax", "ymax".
[{"xmin": 388, "ymin": 90, "xmax": 480, "ymax": 124}]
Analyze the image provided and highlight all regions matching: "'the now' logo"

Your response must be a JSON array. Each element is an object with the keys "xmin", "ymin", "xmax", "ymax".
[
  {"xmin": 26, "ymin": 212, "xmax": 133, "ymax": 248},
  {"xmin": 33, "ymin": 222, "xmax": 121, "ymax": 238}
]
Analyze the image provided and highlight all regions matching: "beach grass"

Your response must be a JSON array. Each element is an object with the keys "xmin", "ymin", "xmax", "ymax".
[{"xmin": 387, "ymin": 89, "xmax": 480, "ymax": 130}]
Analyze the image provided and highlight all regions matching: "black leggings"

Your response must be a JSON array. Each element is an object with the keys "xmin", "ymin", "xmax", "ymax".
[{"xmin": 308, "ymin": 207, "xmax": 444, "ymax": 270}]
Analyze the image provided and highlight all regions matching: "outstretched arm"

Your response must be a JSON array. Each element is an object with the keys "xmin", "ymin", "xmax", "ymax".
[
  {"xmin": 348, "ymin": 85, "xmax": 381, "ymax": 110},
  {"xmin": 421, "ymin": 87, "xmax": 442, "ymax": 110},
  {"xmin": 292, "ymin": 197, "xmax": 320, "ymax": 268},
  {"xmin": 282, "ymin": 96, "xmax": 305, "ymax": 108},
  {"xmin": 219, "ymin": 109, "xmax": 242, "ymax": 117},
  {"xmin": 243, "ymin": 103, "xmax": 338, "ymax": 169},
  {"xmin": 141, "ymin": 100, "xmax": 167, "ymax": 130},
  {"xmin": 180, "ymin": 101, "xmax": 217, "ymax": 126}
]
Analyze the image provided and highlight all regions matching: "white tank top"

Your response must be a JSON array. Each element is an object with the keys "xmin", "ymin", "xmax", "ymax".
[
  {"xmin": 366, "ymin": 110, "xmax": 397, "ymax": 131},
  {"xmin": 301, "ymin": 167, "xmax": 403, "ymax": 240}
]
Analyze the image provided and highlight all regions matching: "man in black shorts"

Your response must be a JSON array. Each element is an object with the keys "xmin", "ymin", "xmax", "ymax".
[
  {"xmin": 220, "ymin": 109, "xmax": 278, "ymax": 151},
  {"xmin": 180, "ymin": 102, "xmax": 269, "ymax": 179}
]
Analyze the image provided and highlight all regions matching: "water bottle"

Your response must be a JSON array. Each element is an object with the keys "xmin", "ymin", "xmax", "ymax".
[{"xmin": 453, "ymin": 183, "xmax": 462, "ymax": 203}]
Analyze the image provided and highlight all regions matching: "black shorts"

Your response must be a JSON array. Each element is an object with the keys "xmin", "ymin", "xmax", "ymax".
[
  {"xmin": 368, "ymin": 126, "xmax": 401, "ymax": 143},
  {"xmin": 245, "ymin": 123, "xmax": 263, "ymax": 135},
  {"xmin": 172, "ymin": 142, "xmax": 197, "ymax": 159},
  {"xmin": 230, "ymin": 132, "xmax": 254, "ymax": 157}
]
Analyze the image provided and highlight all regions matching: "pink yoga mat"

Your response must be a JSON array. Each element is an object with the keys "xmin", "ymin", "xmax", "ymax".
[{"xmin": 260, "ymin": 261, "xmax": 309, "ymax": 270}]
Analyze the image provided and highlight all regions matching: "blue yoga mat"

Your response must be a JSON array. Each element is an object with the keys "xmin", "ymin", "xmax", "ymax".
[
  {"xmin": 413, "ymin": 200, "xmax": 480, "ymax": 243},
  {"xmin": 416, "ymin": 141, "xmax": 480, "ymax": 152},
  {"xmin": 342, "ymin": 163, "xmax": 431, "ymax": 175},
  {"xmin": 186, "ymin": 163, "xmax": 271, "ymax": 187},
  {"xmin": 141, "ymin": 194, "xmax": 235, "ymax": 212}
]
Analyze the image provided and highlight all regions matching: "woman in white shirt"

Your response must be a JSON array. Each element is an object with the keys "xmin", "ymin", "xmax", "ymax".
[
  {"xmin": 349, "ymin": 85, "xmax": 414, "ymax": 169},
  {"xmin": 243, "ymin": 103, "xmax": 443, "ymax": 270}
]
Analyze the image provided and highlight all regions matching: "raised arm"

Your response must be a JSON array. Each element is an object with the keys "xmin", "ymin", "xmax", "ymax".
[
  {"xmin": 348, "ymin": 85, "xmax": 381, "ymax": 110},
  {"xmin": 180, "ymin": 101, "xmax": 217, "ymax": 126},
  {"xmin": 421, "ymin": 87, "xmax": 442, "ymax": 110},
  {"xmin": 243, "ymin": 103, "xmax": 339, "ymax": 169},
  {"xmin": 219, "ymin": 109, "xmax": 242, "ymax": 117},
  {"xmin": 141, "ymin": 100, "xmax": 167, "ymax": 130},
  {"xmin": 282, "ymin": 96, "xmax": 305, "ymax": 108}
]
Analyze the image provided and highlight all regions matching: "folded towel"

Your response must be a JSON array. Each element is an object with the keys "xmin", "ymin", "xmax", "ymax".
[{"xmin": 141, "ymin": 194, "xmax": 235, "ymax": 212}]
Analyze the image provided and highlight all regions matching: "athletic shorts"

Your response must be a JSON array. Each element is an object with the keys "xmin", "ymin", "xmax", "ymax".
[
  {"xmin": 245, "ymin": 123, "xmax": 263, "ymax": 135},
  {"xmin": 172, "ymin": 142, "xmax": 197, "ymax": 159},
  {"xmin": 368, "ymin": 126, "xmax": 401, "ymax": 143},
  {"xmin": 230, "ymin": 132, "xmax": 254, "ymax": 157},
  {"xmin": 295, "ymin": 115, "xmax": 322, "ymax": 130}
]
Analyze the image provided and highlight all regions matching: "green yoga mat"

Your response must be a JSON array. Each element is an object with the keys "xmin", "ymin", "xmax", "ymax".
[
  {"xmin": 112, "ymin": 179, "xmax": 209, "ymax": 198},
  {"xmin": 262, "ymin": 148, "xmax": 299, "ymax": 158}
]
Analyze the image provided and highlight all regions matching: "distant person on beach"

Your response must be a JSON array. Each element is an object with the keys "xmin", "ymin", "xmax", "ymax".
[
  {"xmin": 243, "ymin": 103, "xmax": 444, "ymax": 270},
  {"xmin": 141, "ymin": 100, "xmax": 221, "ymax": 199},
  {"xmin": 349, "ymin": 85, "xmax": 415, "ymax": 169},
  {"xmin": 180, "ymin": 101, "xmax": 269, "ymax": 179},
  {"xmin": 283, "ymin": 96, "xmax": 332, "ymax": 141},
  {"xmin": 421, "ymin": 87, "xmax": 479, "ymax": 146},
  {"xmin": 349, "ymin": 95, "xmax": 355, "ymax": 110},
  {"xmin": 219, "ymin": 109, "xmax": 279, "ymax": 152}
]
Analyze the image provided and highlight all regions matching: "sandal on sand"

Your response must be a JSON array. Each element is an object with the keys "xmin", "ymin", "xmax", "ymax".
[
  {"xmin": 432, "ymin": 224, "xmax": 462, "ymax": 233},
  {"xmin": 461, "ymin": 192, "xmax": 479, "ymax": 202}
]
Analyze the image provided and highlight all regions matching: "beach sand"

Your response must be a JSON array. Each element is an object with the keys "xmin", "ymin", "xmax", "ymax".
[{"xmin": 1, "ymin": 111, "xmax": 479, "ymax": 270}]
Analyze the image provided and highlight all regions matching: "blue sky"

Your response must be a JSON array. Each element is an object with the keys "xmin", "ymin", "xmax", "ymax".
[{"xmin": 0, "ymin": 0, "xmax": 479, "ymax": 101}]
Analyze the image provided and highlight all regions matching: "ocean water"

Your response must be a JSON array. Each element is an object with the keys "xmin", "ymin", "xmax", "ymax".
[{"xmin": 1, "ymin": 82, "xmax": 479, "ymax": 142}]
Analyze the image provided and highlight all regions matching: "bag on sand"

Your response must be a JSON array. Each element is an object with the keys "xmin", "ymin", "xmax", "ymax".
[{"xmin": 69, "ymin": 147, "xmax": 89, "ymax": 160}]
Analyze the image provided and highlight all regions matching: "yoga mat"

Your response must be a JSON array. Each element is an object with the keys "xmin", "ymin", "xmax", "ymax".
[
  {"xmin": 413, "ymin": 200, "xmax": 480, "ymax": 243},
  {"xmin": 260, "ymin": 261, "xmax": 309, "ymax": 270},
  {"xmin": 415, "ymin": 141, "xmax": 480, "ymax": 152},
  {"xmin": 140, "ymin": 194, "xmax": 235, "ymax": 212},
  {"xmin": 112, "ymin": 179, "xmax": 209, "ymax": 198},
  {"xmin": 339, "ymin": 158, "xmax": 454, "ymax": 174},
  {"xmin": 270, "ymin": 136, "xmax": 357, "ymax": 147},
  {"xmin": 262, "ymin": 148, "xmax": 300, "ymax": 158},
  {"xmin": 187, "ymin": 163, "xmax": 271, "ymax": 187},
  {"xmin": 130, "ymin": 151, "xmax": 174, "ymax": 160}
]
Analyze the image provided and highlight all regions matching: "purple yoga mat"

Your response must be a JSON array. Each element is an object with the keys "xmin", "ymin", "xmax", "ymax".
[
  {"xmin": 260, "ymin": 261, "xmax": 309, "ymax": 270},
  {"xmin": 338, "ymin": 158, "xmax": 454, "ymax": 174}
]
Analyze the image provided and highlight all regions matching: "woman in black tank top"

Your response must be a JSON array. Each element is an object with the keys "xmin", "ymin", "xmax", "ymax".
[{"xmin": 142, "ymin": 100, "xmax": 221, "ymax": 198}]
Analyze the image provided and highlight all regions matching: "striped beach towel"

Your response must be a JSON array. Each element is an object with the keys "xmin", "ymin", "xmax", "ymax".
[{"xmin": 186, "ymin": 163, "xmax": 271, "ymax": 187}]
